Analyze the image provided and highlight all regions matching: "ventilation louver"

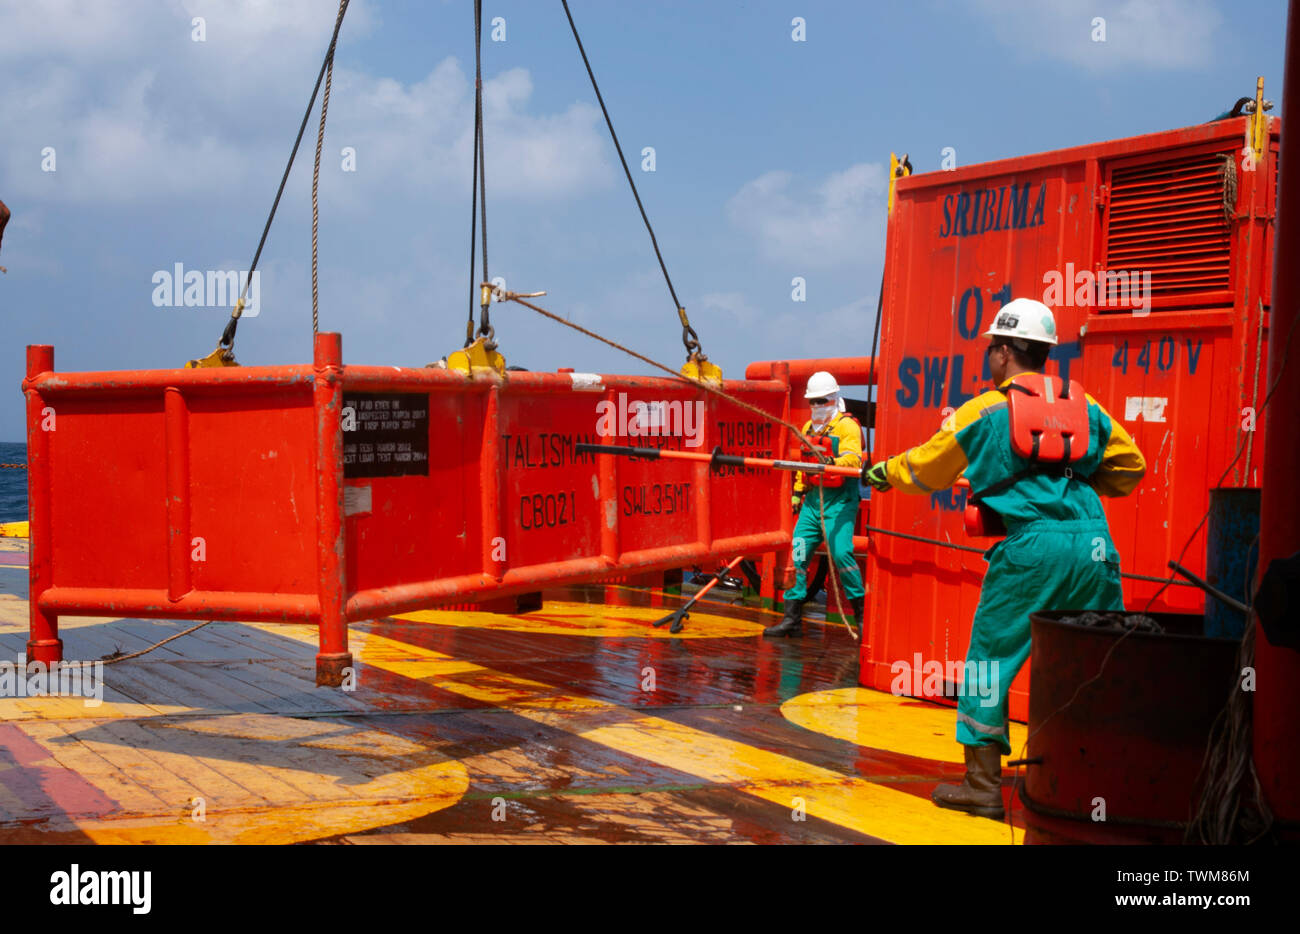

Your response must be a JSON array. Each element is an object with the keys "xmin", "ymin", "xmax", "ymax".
[{"xmin": 1103, "ymin": 151, "xmax": 1234, "ymax": 306}]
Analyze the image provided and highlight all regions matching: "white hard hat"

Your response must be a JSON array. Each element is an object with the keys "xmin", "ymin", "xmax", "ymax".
[
  {"xmin": 804, "ymin": 371, "xmax": 841, "ymax": 400},
  {"xmin": 983, "ymin": 297, "xmax": 1058, "ymax": 346}
]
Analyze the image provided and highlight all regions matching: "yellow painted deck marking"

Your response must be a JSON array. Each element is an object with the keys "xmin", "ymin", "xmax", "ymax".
[
  {"xmin": 578, "ymin": 718, "xmax": 1011, "ymax": 844},
  {"xmin": 780, "ymin": 688, "xmax": 1028, "ymax": 764},
  {"xmin": 169, "ymin": 713, "xmax": 344, "ymax": 741},
  {"xmin": 0, "ymin": 699, "xmax": 218, "ymax": 722},
  {"xmin": 21, "ymin": 719, "xmax": 173, "ymax": 815},
  {"xmin": 264, "ymin": 624, "xmax": 1016, "ymax": 844},
  {"xmin": 77, "ymin": 766, "xmax": 468, "ymax": 844},
  {"xmin": 0, "ymin": 522, "xmax": 28, "ymax": 538},
  {"xmin": 397, "ymin": 600, "xmax": 763, "ymax": 639},
  {"xmin": 0, "ymin": 614, "xmax": 470, "ymax": 841},
  {"xmin": 0, "ymin": 598, "xmax": 1016, "ymax": 841},
  {"xmin": 27, "ymin": 713, "xmax": 469, "ymax": 844}
]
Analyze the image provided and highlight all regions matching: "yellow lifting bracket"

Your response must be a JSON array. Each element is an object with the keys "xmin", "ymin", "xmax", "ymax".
[
  {"xmin": 441, "ymin": 281, "xmax": 551, "ymax": 376},
  {"xmin": 186, "ymin": 296, "xmax": 245, "ymax": 368},
  {"xmin": 1250, "ymin": 76, "xmax": 1270, "ymax": 164},
  {"xmin": 185, "ymin": 345, "xmax": 238, "ymax": 368},
  {"xmin": 676, "ymin": 306, "xmax": 721, "ymax": 382},
  {"xmin": 680, "ymin": 351, "xmax": 722, "ymax": 384},
  {"xmin": 888, "ymin": 152, "xmax": 913, "ymax": 217},
  {"xmin": 444, "ymin": 334, "xmax": 507, "ymax": 377}
]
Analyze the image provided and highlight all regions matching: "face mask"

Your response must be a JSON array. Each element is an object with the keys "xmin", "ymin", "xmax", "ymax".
[{"xmin": 810, "ymin": 403, "xmax": 835, "ymax": 425}]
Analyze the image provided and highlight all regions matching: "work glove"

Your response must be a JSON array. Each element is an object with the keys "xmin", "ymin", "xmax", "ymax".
[
  {"xmin": 863, "ymin": 460, "xmax": 892, "ymax": 492},
  {"xmin": 791, "ymin": 493, "xmax": 804, "ymax": 515}
]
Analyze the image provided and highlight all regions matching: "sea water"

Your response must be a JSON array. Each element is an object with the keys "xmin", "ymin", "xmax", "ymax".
[{"xmin": 0, "ymin": 442, "xmax": 27, "ymax": 523}]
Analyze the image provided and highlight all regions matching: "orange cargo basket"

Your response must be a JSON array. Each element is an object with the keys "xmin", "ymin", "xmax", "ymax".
[{"xmin": 23, "ymin": 336, "xmax": 796, "ymax": 684}]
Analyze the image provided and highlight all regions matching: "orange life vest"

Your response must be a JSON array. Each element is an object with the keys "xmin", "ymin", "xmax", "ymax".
[
  {"xmin": 1005, "ymin": 373, "xmax": 1091, "ymax": 464},
  {"xmin": 801, "ymin": 415, "xmax": 862, "ymax": 488},
  {"xmin": 963, "ymin": 374, "xmax": 1092, "ymax": 537},
  {"xmin": 804, "ymin": 434, "xmax": 845, "ymax": 488}
]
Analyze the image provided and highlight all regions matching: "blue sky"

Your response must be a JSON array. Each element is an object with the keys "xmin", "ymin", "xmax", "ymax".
[{"xmin": 0, "ymin": 0, "xmax": 1288, "ymax": 441}]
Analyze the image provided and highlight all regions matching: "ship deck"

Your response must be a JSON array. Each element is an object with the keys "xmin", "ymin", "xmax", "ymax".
[{"xmin": 0, "ymin": 534, "xmax": 1025, "ymax": 845}]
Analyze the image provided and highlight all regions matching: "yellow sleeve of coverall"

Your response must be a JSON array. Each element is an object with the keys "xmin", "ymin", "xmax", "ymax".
[
  {"xmin": 883, "ymin": 391, "xmax": 1006, "ymax": 494},
  {"xmin": 1085, "ymin": 394, "xmax": 1147, "ymax": 497},
  {"xmin": 792, "ymin": 415, "xmax": 860, "ymax": 495},
  {"xmin": 829, "ymin": 414, "xmax": 863, "ymax": 469}
]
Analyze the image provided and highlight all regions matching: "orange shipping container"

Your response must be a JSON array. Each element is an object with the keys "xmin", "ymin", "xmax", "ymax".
[{"xmin": 865, "ymin": 115, "xmax": 1279, "ymax": 721}]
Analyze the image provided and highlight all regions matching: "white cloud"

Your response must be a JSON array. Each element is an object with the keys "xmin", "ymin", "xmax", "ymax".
[
  {"xmin": 717, "ymin": 163, "xmax": 887, "ymax": 363},
  {"xmin": 699, "ymin": 291, "xmax": 759, "ymax": 324},
  {"xmin": 725, "ymin": 163, "xmax": 887, "ymax": 269},
  {"xmin": 329, "ymin": 63, "xmax": 614, "ymax": 204},
  {"xmin": 0, "ymin": 0, "xmax": 613, "ymax": 207},
  {"xmin": 968, "ymin": 0, "xmax": 1222, "ymax": 70},
  {"xmin": 765, "ymin": 293, "xmax": 879, "ymax": 358},
  {"xmin": 0, "ymin": 0, "xmax": 147, "ymax": 60}
]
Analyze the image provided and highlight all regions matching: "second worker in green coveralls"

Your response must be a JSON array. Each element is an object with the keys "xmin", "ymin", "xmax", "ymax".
[
  {"xmin": 863, "ymin": 298, "xmax": 1146, "ymax": 819},
  {"xmin": 765, "ymin": 371, "xmax": 866, "ymax": 637}
]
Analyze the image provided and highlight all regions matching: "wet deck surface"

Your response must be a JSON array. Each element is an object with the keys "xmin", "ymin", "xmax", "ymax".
[{"xmin": 0, "ymin": 541, "xmax": 1025, "ymax": 844}]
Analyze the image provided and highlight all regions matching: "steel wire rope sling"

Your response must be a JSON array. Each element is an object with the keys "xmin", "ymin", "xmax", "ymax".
[
  {"xmin": 466, "ymin": 0, "xmax": 491, "ymax": 350},
  {"xmin": 558, "ymin": 0, "xmax": 716, "ymax": 380},
  {"xmin": 541, "ymin": 2, "xmax": 857, "ymax": 635},
  {"xmin": 447, "ymin": 0, "xmax": 549, "ymax": 375},
  {"xmin": 309, "ymin": 0, "xmax": 348, "ymax": 339},
  {"xmin": 187, "ymin": 0, "xmax": 351, "ymax": 368},
  {"xmin": 101, "ymin": 1, "xmax": 353, "ymax": 671}
]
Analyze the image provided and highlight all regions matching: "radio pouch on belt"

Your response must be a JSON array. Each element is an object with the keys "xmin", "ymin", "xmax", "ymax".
[{"xmin": 957, "ymin": 479, "xmax": 1005, "ymax": 537}]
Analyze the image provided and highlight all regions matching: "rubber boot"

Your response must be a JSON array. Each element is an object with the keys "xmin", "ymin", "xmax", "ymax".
[
  {"xmin": 763, "ymin": 599, "xmax": 804, "ymax": 637},
  {"xmin": 850, "ymin": 596, "xmax": 864, "ymax": 632},
  {"xmin": 931, "ymin": 743, "xmax": 1004, "ymax": 819}
]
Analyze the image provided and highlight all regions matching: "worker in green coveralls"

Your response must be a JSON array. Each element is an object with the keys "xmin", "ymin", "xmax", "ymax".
[
  {"xmin": 765, "ymin": 371, "xmax": 866, "ymax": 637},
  {"xmin": 863, "ymin": 298, "xmax": 1146, "ymax": 819}
]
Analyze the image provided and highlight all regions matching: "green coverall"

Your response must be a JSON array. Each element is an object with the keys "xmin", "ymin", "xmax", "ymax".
[
  {"xmin": 885, "ymin": 375, "xmax": 1146, "ymax": 754},
  {"xmin": 785, "ymin": 418, "xmax": 865, "ymax": 604}
]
